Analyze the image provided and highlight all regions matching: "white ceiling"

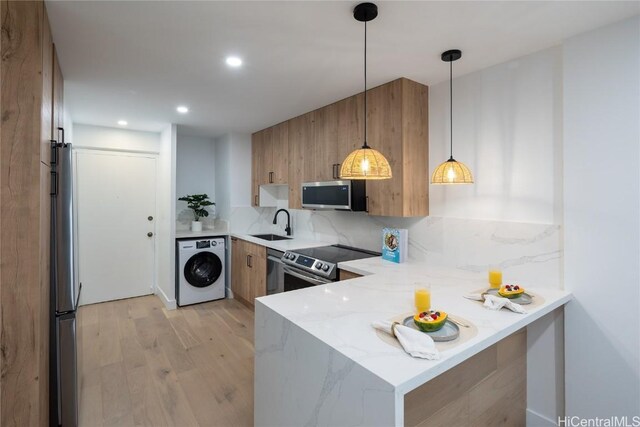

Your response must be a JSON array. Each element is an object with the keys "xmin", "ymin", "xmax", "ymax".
[{"xmin": 46, "ymin": 1, "xmax": 639, "ymax": 138}]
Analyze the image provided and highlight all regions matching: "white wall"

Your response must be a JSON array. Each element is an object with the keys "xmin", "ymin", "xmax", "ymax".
[
  {"xmin": 214, "ymin": 134, "xmax": 231, "ymax": 221},
  {"xmin": 429, "ymin": 46, "xmax": 563, "ymax": 224},
  {"xmin": 157, "ymin": 124, "xmax": 177, "ymax": 308},
  {"xmin": 176, "ymin": 134, "xmax": 216, "ymax": 230},
  {"xmin": 73, "ymin": 123, "xmax": 161, "ymax": 152},
  {"xmin": 214, "ymin": 132, "xmax": 252, "ymax": 226},
  {"xmin": 563, "ymin": 16, "xmax": 640, "ymax": 419}
]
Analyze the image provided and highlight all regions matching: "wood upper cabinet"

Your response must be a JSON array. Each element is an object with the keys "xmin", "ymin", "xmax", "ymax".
[
  {"xmin": 251, "ymin": 121, "xmax": 289, "ymax": 206},
  {"xmin": 41, "ymin": 12, "xmax": 53, "ymax": 166},
  {"xmin": 270, "ymin": 122, "xmax": 289, "ymax": 184},
  {"xmin": 313, "ymin": 102, "xmax": 339, "ymax": 181},
  {"xmin": 336, "ymin": 92, "xmax": 365, "ymax": 170},
  {"xmin": 287, "ymin": 112, "xmax": 315, "ymax": 209},
  {"xmin": 230, "ymin": 238, "xmax": 266, "ymax": 307},
  {"xmin": 366, "ymin": 78, "xmax": 428, "ymax": 217},
  {"xmin": 251, "ymin": 131, "xmax": 264, "ymax": 206},
  {"xmin": 53, "ymin": 45, "xmax": 64, "ymax": 138},
  {"xmin": 255, "ymin": 77, "xmax": 428, "ymax": 216}
]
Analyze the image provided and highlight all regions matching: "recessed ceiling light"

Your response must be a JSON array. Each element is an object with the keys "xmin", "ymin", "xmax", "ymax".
[
  {"xmin": 176, "ymin": 105, "xmax": 189, "ymax": 114},
  {"xmin": 225, "ymin": 56, "xmax": 242, "ymax": 67},
  {"xmin": 117, "ymin": 120, "xmax": 128, "ymax": 126}
]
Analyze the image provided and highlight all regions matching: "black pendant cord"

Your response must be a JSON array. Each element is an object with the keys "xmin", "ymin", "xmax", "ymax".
[
  {"xmin": 449, "ymin": 58, "xmax": 454, "ymax": 161},
  {"xmin": 363, "ymin": 20, "xmax": 369, "ymax": 150}
]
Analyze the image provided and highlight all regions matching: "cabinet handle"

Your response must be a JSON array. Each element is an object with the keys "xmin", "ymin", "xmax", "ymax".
[
  {"xmin": 336, "ymin": 163, "xmax": 341, "ymax": 179},
  {"xmin": 332, "ymin": 164, "xmax": 336, "ymax": 179},
  {"xmin": 366, "ymin": 196, "xmax": 369, "ymax": 213},
  {"xmin": 254, "ymin": 195, "xmax": 258, "ymax": 206},
  {"xmin": 247, "ymin": 255, "xmax": 253, "ymax": 268},
  {"xmin": 269, "ymin": 172, "xmax": 274, "ymax": 183}
]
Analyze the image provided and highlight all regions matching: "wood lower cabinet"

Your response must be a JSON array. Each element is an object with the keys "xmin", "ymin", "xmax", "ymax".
[
  {"xmin": 404, "ymin": 328, "xmax": 526, "ymax": 426},
  {"xmin": 338, "ymin": 269, "xmax": 363, "ymax": 281},
  {"xmin": 230, "ymin": 238, "xmax": 267, "ymax": 307}
]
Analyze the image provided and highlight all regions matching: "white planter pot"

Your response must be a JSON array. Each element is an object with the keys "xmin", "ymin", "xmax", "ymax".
[{"xmin": 191, "ymin": 221, "xmax": 202, "ymax": 232}]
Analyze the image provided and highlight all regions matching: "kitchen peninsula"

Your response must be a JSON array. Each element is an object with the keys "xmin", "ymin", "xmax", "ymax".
[{"xmin": 254, "ymin": 259, "xmax": 571, "ymax": 426}]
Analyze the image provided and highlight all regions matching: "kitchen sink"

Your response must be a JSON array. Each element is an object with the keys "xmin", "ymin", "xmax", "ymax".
[{"xmin": 251, "ymin": 233, "xmax": 292, "ymax": 241}]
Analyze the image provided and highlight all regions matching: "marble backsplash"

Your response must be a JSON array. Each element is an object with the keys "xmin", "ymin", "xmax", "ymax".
[{"xmin": 222, "ymin": 206, "xmax": 563, "ymax": 288}]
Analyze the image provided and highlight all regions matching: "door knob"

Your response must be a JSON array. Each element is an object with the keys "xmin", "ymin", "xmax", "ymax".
[
  {"xmin": 147, "ymin": 232, "xmax": 153, "ymax": 237},
  {"xmin": 148, "ymin": 216, "xmax": 153, "ymax": 221}
]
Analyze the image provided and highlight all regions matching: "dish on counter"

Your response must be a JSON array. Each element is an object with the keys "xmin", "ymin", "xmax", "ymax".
[
  {"xmin": 413, "ymin": 310, "xmax": 448, "ymax": 332},
  {"xmin": 485, "ymin": 287, "xmax": 533, "ymax": 305},
  {"xmin": 403, "ymin": 315, "xmax": 459, "ymax": 342},
  {"xmin": 498, "ymin": 284, "xmax": 525, "ymax": 298}
]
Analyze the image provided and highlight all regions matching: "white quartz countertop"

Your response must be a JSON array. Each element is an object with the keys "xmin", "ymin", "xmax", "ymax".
[
  {"xmin": 256, "ymin": 257, "xmax": 572, "ymax": 394},
  {"xmin": 175, "ymin": 229, "xmax": 336, "ymax": 252}
]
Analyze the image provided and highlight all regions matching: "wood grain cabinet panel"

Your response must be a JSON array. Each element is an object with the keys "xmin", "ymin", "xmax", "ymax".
[
  {"xmin": 1, "ymin": 1, "xmax": 60, "ymax": 424},
  {"xmin": 404, "ymin": 329, "xmax": 526, "ymax": 427},
  {"xmin": 41, "ymin": 10, "xmax": 53, "ymax": 165},
  {"xmin": 251, "ymin": 131, "xmax": 264, "ymax": 207},
  {"xmin": 256, "ymin": 78, "xmax": 428, "ymax": 217},
  {"xmin": 270, "ymin": 121, "xmax": 289, "ymax": 184},
  {"xmin": 314, "ymin": 102, "xmax": 339, "ymax": 181},
  {"xmin": 366, "ymin": 78, "xmax": 429, "ymax": 217},
  {"xmin": 287, "ymin": 112, "xmax": 315, "ymax": 209},
  {"xmin": 336, "ymin": 93, "xmax": 364, "ymax": 170},
  {"xmin": 251, "ymin": 121, "xmax": 289, "ymax": 206},
  {"xmin": 230, "ymin": 238, "xmax": 267, "ymax": 307},
  {"xmin": 338, "ymin": 270, "xmax": 363, "ymax": 281}
]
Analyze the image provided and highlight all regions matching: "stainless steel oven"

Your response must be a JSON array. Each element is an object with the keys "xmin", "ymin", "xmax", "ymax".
[
  {"xmin": 266, "ymin": 248, "xmax": 285, "ymax": 295},
  {"xmin": 282, "ymin": 264, "xmax": 333, "ymax": 291}
]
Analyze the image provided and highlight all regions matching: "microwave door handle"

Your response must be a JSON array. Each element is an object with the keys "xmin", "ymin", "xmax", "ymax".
[{"xmin": 282, "ymin": 266, "xmax": 331, "ymax": 286}]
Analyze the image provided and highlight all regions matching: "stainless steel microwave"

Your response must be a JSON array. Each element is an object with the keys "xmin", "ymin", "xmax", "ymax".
[{"xmin": 301, "ymin": 180, "xmax": 367, "ymax": 211}]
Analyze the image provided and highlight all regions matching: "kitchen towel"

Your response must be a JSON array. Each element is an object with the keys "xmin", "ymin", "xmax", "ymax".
[
  {"xmin": 482, "ymin": 294, "xmax": 526, "ymax": 314},
  {"xmin": 372, "ymin": 320, "xmax": 440, "ymax": 360}
]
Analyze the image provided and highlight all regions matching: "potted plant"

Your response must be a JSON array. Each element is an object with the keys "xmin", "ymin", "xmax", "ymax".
[{"xmin": 178, "ymin": 194, "xmax": 215, "ymax": 232}]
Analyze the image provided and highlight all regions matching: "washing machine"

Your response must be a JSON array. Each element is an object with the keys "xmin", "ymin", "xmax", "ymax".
[{"xmin": 177, "ymin": 238, "xmax": 226, "ymax": 306}]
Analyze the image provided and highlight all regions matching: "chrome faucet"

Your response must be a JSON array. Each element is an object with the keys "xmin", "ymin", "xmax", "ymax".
[{"xmin": 273, "ymin": 209, "xmax": 292, "ymax": 236}]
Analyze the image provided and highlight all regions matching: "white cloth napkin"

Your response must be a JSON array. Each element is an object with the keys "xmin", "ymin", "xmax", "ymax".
[
  {"xmin": 483, "ymin": 294, "xmax": 526, "ymax": 314},
  {"xmin": 372, "ymin": 320, "xmax": 440, "ymax": 360}
]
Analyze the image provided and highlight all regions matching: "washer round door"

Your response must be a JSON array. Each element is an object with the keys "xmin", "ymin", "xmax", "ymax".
[{"xmin": 184, "ymin": 252, "xmax": 223, "ymax": 288}]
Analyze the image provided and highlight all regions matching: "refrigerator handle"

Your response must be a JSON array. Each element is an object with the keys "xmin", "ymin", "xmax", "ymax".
[
  {"xmin": 50, "ymin": 140, "xmax": 58, "ymax": 165},
  {"xmin": 74, "ymin": 283, "xmax": 82, "ymax": 311}
]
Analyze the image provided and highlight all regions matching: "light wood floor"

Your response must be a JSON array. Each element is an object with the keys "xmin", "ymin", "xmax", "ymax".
[{"xmin": 78, "ymin": 295, "xmax": 255, "ymax": 427}]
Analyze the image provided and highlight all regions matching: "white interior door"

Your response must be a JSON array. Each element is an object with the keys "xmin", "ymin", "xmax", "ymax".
[{"xmin": 76, "ymin": 150, "xmax": 157, "ymax": 305}]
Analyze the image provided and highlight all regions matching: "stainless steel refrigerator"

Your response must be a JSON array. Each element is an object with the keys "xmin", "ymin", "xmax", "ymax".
[{"xmin": 50, "ymin": 138, "xmax": 81, "ymax": 427}]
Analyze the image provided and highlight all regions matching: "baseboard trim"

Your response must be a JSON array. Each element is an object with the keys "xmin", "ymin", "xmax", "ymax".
[
  {"xmin": 527, "ymin": 408, "xmax": 557, "ymax": 426},
  {"xmin": 156, "ymin": 286, "xmax": 177, "ymax": 310}
]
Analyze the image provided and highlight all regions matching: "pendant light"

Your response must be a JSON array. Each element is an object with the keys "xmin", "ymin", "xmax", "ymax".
[
  {"xmin": 339, "ymin": 2, "xmax": 392, "ymax": 180},
  {"xmin": 431, "ymin": 49, "xmax": 474, "ymax": 184}
]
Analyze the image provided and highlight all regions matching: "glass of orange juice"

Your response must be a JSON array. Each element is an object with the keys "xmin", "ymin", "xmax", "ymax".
[
  {"xmin": 414, "ymin": 283, "xmax": 431, "ymax": 313},
  {"xmin": 488, "ymin": 269, "xmax": 502, "ymax": 289}
]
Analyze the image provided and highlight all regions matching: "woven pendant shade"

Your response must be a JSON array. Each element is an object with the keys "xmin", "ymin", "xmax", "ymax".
[
  {"xmin": 431, "ymin": 158, "xmax": 473, "ymax": 184},
  {"xmin": 340, "ymin": 147, "xmax": 392, "ymax": 180}
]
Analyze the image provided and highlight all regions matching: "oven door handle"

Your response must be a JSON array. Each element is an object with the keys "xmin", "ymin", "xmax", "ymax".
[
  {"xmin": 282, "ymin": 266, "xmax": 332, "ymax": 286},
  {"xmin": 267, "ymin": 255, "xmax": 285, "ymax": 264}
]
